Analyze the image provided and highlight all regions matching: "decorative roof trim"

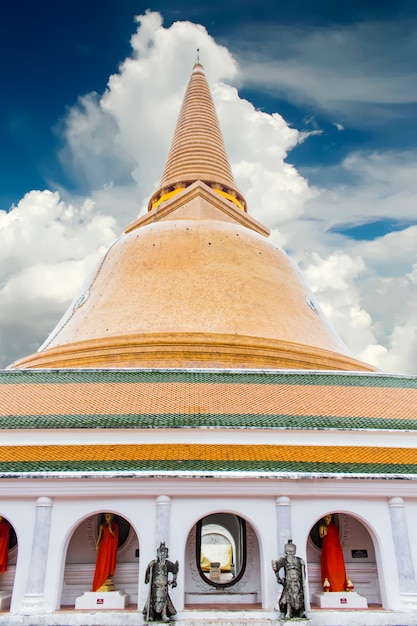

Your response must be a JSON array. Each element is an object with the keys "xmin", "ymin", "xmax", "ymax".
[
  {"xmin": 126, "ymin": 181, "xmax": 264, "ymax": 236},
  {"xmin": 1, "ymin": 367, "xmax": 413, "ymax": 386},
  {"xmin": 1, "ymin": 460, "xmax": 417, "ymax": 477},
  {"xmin": 10, "ymin": 330, "xmax": 377, "ymax": 371},
  {"xmin": 1, "ymin": 470, "xmax": 416, "ymax": 480}
]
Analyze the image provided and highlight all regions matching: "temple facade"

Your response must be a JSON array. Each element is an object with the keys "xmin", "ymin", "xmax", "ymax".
[{"xmin": 1, "ymin": 62, "xmax": 417, "ymax": 626}]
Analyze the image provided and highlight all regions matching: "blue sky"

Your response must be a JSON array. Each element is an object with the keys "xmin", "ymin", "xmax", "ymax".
[
  {"xmin": 2, "ymin": 0, "xmax": 416, "ymax": 219},
  {"xmin": 1, "ymin": 1, "xmax": 417, "ymax": 373}
]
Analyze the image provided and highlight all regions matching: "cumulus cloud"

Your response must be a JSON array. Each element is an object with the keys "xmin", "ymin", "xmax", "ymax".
[
  {"xmin": 285, "ymin": 150, "xmax": 417, "ymax": 374},
  {"xmin": 0, "ymin": 191, "xmax": 118, "ymax": 366},
  {"xmin": 1, "ymin": 10, "xmax": 416, "ymax": 376},
  {"xmin": 301, "ymin": 250, "xmax": 388, "ymax": 367}
]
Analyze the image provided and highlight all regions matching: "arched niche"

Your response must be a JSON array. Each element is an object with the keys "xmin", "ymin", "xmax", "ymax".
[
  {"xmin": 60, "ymin": 512, "xmax": 139, "ymax": 608},
  {"xmin": 184, "ymin": 512, "xmax": 261, "ymax": 606},
  {"xmin": 307, "ymin": 512, "xmax": 382, "ymax": 605},
  {"xmin": 198, "ymin": 513, "xmax": 246, "ymax": 587},
  {"xmin": 0, "ymin": 515, "xmax": 18, "ymax": 611}
]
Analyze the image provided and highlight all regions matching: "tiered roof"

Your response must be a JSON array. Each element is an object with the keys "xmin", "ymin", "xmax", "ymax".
[
  {"xmin": 4, "ymin": 63, "xmax": 415, "ymax": 483},
  {"xmin": 1, "ymin": 368, "xmax": 417, "ymax": 476}
]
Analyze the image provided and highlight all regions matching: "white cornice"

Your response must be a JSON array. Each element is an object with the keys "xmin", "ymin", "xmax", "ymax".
[
  {"xmin": 2, "ymin": 426, "xmax": 417, "ymax": 447},
  {"xmin": 0, "ymin": 474, "xmax": 415, "ymax": 498}
]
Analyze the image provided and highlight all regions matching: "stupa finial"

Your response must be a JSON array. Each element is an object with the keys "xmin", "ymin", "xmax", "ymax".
[{"xmin": 148, "ymin": 56, "xmax": 247, "ymax": 212}]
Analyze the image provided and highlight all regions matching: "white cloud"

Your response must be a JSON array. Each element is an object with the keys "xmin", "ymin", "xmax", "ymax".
[
  {"xmin": 284, "ymin": 150, "xmax": 417, "ymax": 259},
  {"xmin": 281, "ymin": 150, "xmax": 417, "ymax": 375},
  {"xmin": 0, "ymin": 190, "xmax": 118, "ymax": 367},
  {"xmin": 1, "ymin": 11, "xmax": 417, "ymax": 376},
  {"xmin": 300, "ymin": 251, "xmax": 386, "ymax": 365},
  {"xmin": 234, "ymin": 19, "xmax": 417, "ymax": 121},
  {"xmin": 213, "ymin": 86, "xmax": 313, "ymax": 224}
]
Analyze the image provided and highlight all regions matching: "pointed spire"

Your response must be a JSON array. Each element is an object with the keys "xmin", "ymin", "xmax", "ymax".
[{"xmin": 149, "ymin": 60, "xmax": 246, "ymax": 212}]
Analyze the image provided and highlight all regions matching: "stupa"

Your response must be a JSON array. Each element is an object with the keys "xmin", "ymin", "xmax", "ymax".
[
  {"xmin": 11, "ymin": 62, "xmax": 375, "ymax": 374},
  {"xmin": 0, "ymin": 61, "xmax": 416, "ymax": 626}
]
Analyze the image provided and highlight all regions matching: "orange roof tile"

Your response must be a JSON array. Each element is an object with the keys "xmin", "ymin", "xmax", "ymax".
[
  {"xmin": 1, "ymin": 380, "xmax": 417, "ymax": 421},
  {"xmin": 0, "ymin": 442, "xmax": 415, "ymax": 467}
]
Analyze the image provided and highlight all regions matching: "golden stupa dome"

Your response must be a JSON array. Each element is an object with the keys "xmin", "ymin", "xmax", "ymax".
[{"xmin": 11, "ymin": 62, "xmax": 375, "ymax": 372}]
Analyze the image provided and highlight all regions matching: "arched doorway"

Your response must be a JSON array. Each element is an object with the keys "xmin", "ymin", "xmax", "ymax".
[
  {"xmin": 307, "ymin": 512, "xmax": 382, "ymax": 605},
  {"xmin": 184, "ymin": 512, "xmax": 261, "ymax": 607},
  {"xmin": 61, "ymin": 513, "xmax": 139, "ymax": 607},
  {"xmin": 0, "ymin": 516, "xmax": 17, "ymax": 611}
]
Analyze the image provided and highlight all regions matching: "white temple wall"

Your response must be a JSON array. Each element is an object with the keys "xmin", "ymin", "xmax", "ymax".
[
  {"xmin": 1, "ymin": 477, "xmax": 417, "ymax": 614},
  {"xmin": 0, "ymin": 501, "xmax": 35, "ymax": 614}
]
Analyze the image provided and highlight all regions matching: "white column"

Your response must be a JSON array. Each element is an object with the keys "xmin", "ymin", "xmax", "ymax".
[
  {"xmin": 276, "ymin": 496, "xmax": 292, "ymax": 557},
  {"xmin": 155, "ymin": 495, "xmax": 171, "ymax": 550},
  {"xmin": 21, "ymin": 496, "xmax": 53, "ymax": 612},
  {"xmin": 388, "ymin": 497, "xmax": 417, "ymax": 594}
]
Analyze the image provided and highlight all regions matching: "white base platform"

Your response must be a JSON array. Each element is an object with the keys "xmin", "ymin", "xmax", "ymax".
[
  {"xmin": 0, "ymin": 591, "xmax": 11, "ymax": 611},
  {"xmin": 2, "ymin": 609, "xmax": 417, "ymax": 625},
  {"xmin": 75, "ymin": 590, "xmax": 129, "ymax": 610},
  {"xmin": 312, "ymin": 591, "xmax": 368, "ymax": 609},
  {"xmin": 185, "ymin": 592, "xmax": 258, "ymax": 604}
]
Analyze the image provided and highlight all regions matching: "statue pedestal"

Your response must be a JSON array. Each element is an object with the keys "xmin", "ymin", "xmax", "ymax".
[
  {"xmin": 312, "ymin": 591, "xmax": 368, "ymax": 609},
  {"xmin": 75, "ymin": 590, "xmax": 129, "ymax": 610},
  {"xmin": 0, "ymin": 591, "xmax": 11, "ymax": 610},
  {"xmin": 209, "ymin": 561, "xmax": 221, "ymax": 581}
]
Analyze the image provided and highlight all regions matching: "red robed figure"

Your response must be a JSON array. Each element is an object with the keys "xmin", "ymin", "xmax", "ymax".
[
  {"xmin": 0, "ymin": 517, "xmax": 10, "ymax": 574},
  {"xmin": 92, "ymin": 514, "xmax": 119, "ymax": 591},
  {"xmin": 320, "ymin": 515, "xmax": 347, "ymax": 592}
]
